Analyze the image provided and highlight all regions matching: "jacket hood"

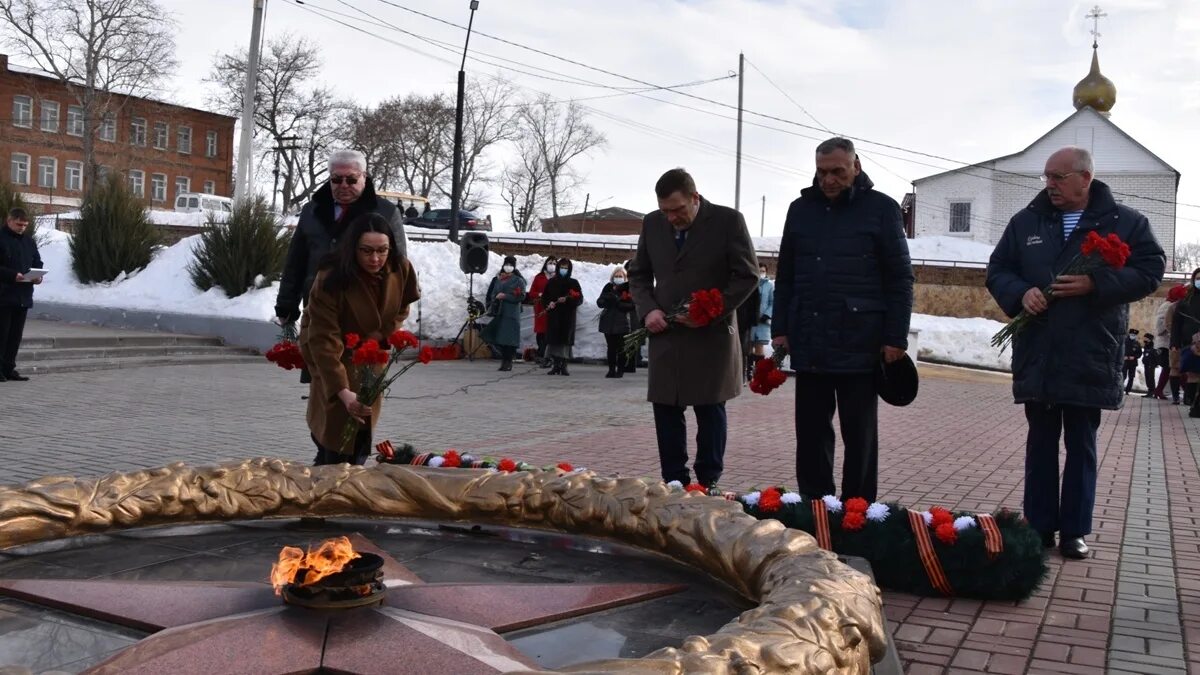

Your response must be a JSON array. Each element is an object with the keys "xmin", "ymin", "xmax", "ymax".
[{"xmin": 1028, "ymin": 179, "xmax": 1118, "ymax": 219}]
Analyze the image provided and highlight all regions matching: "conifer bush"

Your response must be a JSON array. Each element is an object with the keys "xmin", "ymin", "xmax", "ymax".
[
  {"xmin": 188, "ymin": 196, "xmax": 290, "ymax": 298},
  {"xmin": 70, "ymin": 173, "xmax": 159, "ymax": 283}
]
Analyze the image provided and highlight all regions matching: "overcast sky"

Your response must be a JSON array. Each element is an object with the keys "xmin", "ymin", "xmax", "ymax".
[{"xmin": 153, "ymin": 0, "xmax": 1200, "ymax": 242}]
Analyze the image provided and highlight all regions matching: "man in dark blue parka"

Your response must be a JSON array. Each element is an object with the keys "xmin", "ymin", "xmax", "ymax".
[
  {"xmin": 987, "ymin": 146, "xmax": 1164, "ymax": 560},
  {"xmin": 771, "ymin": 138, "xmax": 914, "ymax": 502}
]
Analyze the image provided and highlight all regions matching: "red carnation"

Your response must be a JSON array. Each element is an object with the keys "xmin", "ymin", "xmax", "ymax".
[
  {"xmin": 497, "ymin": 458, "xmax": 517, "ymax": 473},
  {"xmin": 845, "ymin": 497, "xmax": 869, "ymax": 514},
  {"xmin": 935, "ymin": 522, "xmax": 958, "ymax": 545},
  {"xmin": 344, "ymin": 333, "xmax": 361, "ymax": 349},
  {"xmin": 686, "ymin": 289, "xmax": 724, "ymax": 326},
  {"xmin": 1080, "ymin": 231, "xmax": 1103, "ymax": 257},
  {"xmin": 930, "ymin": 507, "xmax": 954, "ymax": 527},
  {"xmin": 557, "ymin": 462, "xmax": 574, "ymax": 472},
  {"xmin": 418, "ymin": 346, "xmax": 434, "ymax": 364},
  {"xmin": 758, "ymin": 487, "xmax": 783, "ymax": 513},
  {"xmin": 266, "ymin": 341, "xmax": 305, "ymax": 370},
  {"xmin": 842, "ymin": 511, "xmax": 866, "ymax": 531},
  {"xmin": 442, "ymin": 450, "xmax": 462, "ymax": 468},
  {"xmin": 388, "ymin": 330, "xmax": 419, "ymax": 351},
  {"xmin": 684, "ymin": 482, "xmax": 708, "ymax": 493},
  {"xmin": 568, "ymin": 289, "xmax": 582, "ymax": 300}
]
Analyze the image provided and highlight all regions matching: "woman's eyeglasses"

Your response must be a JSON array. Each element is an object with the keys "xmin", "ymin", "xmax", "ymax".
[
  {"xmin": 331, "ymin": 175, "xmax": 360, "ymax": 185},
  {"xmin": 358, "ymin": 246, "xmax": 390, "ymax": 256}
]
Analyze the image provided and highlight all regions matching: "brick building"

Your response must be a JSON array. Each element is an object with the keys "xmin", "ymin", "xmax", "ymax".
[
  {"xmin": 0, "ymin": 53, "xmax": 236, "ymax": 214},
  {"xmin": 541, "ymin": 206, "xmax": 645, "ymax": 235}
]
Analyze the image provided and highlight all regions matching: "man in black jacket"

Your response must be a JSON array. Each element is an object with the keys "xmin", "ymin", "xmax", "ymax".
[
  {"xmin": 0, "ymin": 208, "xmax": 43, "ymax": 382},
  {"xmin": 771, "ymin": 138, "xmax": 914, "ymax": 503},
  {"xmin": 987, "ymin": 146, "xmax": 1164, "ymax": 560},
  {"xmin": 1122, "ymin": 328, "xmax": 1141, "ymax": 393}
]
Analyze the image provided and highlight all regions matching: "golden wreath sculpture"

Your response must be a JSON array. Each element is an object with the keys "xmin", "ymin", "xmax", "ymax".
[{"xmin": 0, "ymin": 459, "xmax": 886, "ymax": 674}]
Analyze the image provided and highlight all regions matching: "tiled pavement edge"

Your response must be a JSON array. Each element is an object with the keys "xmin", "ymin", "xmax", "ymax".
[{"xmin": 3, "ymin": 336, "xmax": 1200, "ymax": 673}]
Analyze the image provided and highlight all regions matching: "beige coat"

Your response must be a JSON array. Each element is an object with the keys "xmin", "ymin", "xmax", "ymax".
[
  {"xmin": 629, "ymin": 198, "xmax": 759, "ymax": 406},
  {"xmin": 299, "ymin": 263, "xmax": 420, "ymax": 452}
]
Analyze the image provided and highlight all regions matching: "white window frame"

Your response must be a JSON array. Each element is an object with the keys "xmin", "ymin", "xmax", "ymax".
[
  {"xmin": 12, "ymin": 95, "xmax": 32, "ymax": 128},
  {"xmin": 10, "ymin": 153, "xmax": 31, "ymax": 185},
  {"xmin": 130, "ymin": 117, "xmax": 147, "ymax": 146},
  {"xmin": 205, "ymin": 130, "xmax": 218, "ymax": 157},
  {"xmin": 151, "ymin": 173, "xmax": 167, "ymax": 202},
  {"xmin": 202, "ymin": 180, "xmax": 215, "ymax": 195},
  {"xmin": 99, "ymin": 113, "xmax": 116, "ymax": 142},
  {"xmin": 129, "ymin": 169, "xmax": 145, "ymax": 198},
  {"xmin": 177, "ymin": 125, "xmax": 192, "ymax": 154},
  {"xmin": 65, "ymin": 160, "xmax": 83, "ymax": 192},
  {"xmin": 175, "ymin": 176, "xmax": 190, "ymax": 200},
  {"xmin": 40, "ymin": 101, "xmax": 59, "ymax": 132},
  {"xmin": 153, "ymin": 121, "xmax": 168, "ymax": 149},
  {"xmin": 66, "ymin": 105, "xmax": 84, "ymax": 136},
  {"xmin": 37, "ymin": 156, "xmax": 57, "ymax": 189},
  {"xmin": 949, "ymin": 201, "xmax": 972, "ymax": 234}
]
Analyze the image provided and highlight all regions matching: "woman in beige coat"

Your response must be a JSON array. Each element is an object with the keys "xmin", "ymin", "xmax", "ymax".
[{"xmin": 299, "ymin": 213, "xmax": 420, "ymax": 465}]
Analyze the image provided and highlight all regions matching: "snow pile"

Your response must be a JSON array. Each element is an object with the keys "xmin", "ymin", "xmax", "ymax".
[
  {"xmin": 906, "ymin": 236, "xmax": 994, "ymax": 264},
  {"xmin": 911, "ymin": 314, "xmax": 1011, "ymax": 371},
  {"xmin": 37, "ymin": 209, "xmax": 228, "ymax": 228}
]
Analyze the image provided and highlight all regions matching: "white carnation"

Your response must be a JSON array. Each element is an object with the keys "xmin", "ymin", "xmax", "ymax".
[
  {"xmin": 741, "ymin": 491, "xmax": 761, "ymax": 506},
  {"xmin": 427, "ymin": 456, "xmax": 445, "ymax": 468},
  {"xmin": 461, "ymin": 454, "xmax": 476, "ymax": 464},
  {"xmin": 918, "ymin": 510, "xmax": 933, "ymax": 526},
  {"xmin": 780, "ymin": 492, "xmax": 803, "ymax": 505},
  {"xmin": 865, "ymin": 503, "xmax": 890, "ymax": 522},
  {"xmin": 953, "ymin": 516, "xmax": 977, "ymax": 531},
  {"xmin": 822, "ymin": 495, "xmax": 843, "ymax": 513},
  {"xmin": 666, "ymin": 480, "xmax": 684, "ymax": 490}
]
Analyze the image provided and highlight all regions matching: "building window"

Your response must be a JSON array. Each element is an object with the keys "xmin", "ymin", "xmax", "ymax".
[
  {"xmin": 128, "ymin": 169, "xmax": 144, "ymax": 198},
  {"xmin": 38, "ymin": 157, "xmax": 57, "ymax": 188},
  {"xmin": 206, "ymin": 130, "xmax": 218, "ymax": 158},
  {"xmin": 65, "ymin": 161, "xmax": 83, "ymax": 192},
  {"xmin": 175, "ymin": 176, "xmax": 190, "ymax": 200},
  {"xmin": 10, "ymin": 154, "xmax": 30, "ymax": 185},
  {"xmin": 40, "ymin": 101, "xmax": 59, "ymax": 132},
  {"xmin": 67, "ymin": 105, "xmax": 84, "ymax": 136},
  {"xmin": 203, "ymin": 180, "xmax": 215, "ymax": 194},
  {"xmin": 177, "ymin": 126, "xmax": 192, "ymax": 154},
  {"xmin": 130, "ymin": 117, "xmax": 147, "ymax": 146},
  {"xmin": 153, "ymin": 121, "xmax": 168, "ymax": 149},
  {"xmin": 151, "ymin": 173, "xmax": 167, "ymax": 202},
  {"xmin": 99, "ymin": 113, "xmax": 116, "ymax": 142},
  {"xmin": 949, "ymin": 202, "xmax": 971, "ymax": 233},
  {"xmin": 12, "ymin": 95, "xmax": 32, "ymax": 128}
]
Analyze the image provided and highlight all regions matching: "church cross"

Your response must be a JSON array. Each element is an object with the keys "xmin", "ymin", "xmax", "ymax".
[{"xmin": 1087, "ymin": 5, "xmax": 1107, "ymax": 48}]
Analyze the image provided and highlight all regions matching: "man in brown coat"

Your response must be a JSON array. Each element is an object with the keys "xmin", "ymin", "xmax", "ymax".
[{"xmin": 629, "ymin": 168, "xmax": 759, "ymax": 487}]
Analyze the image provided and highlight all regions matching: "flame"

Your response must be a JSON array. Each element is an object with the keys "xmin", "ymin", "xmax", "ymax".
[{"xmin": 269, "ymin": 536, "xmax": 361, "ymax": 595}]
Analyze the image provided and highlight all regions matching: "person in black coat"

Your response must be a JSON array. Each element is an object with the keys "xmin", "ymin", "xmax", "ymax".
[
  {"xmin": 0, "ymin": 208, "xmax": 41, "ymax": 382},
  {"xmin": 987, "ymin": 146, "xmax": 1165, "ymax": 560},
  {"xmin": 1140, "ymin": 333, "xmax": 1158, "ymax": 397},
  {"xmin": 1171, "ymin": 267, "xmax": 1200, "ymax": 405},
  {"xmin": 541, "ymin": 257, "xmax": 582, "ymax": 375},
  {"xmin": 771, "ymin": 138, "xmax": 914, "ymax": 504},
  {"xmin": 1122, "ymin": 329, "xmax": 1141, "ymax": 393},
  {"xmin": 596, "ymin": 266, "xmax": 636, "ymax": 378}
]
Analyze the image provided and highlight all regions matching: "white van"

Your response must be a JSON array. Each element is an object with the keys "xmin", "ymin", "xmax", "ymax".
[{"xmin": 175, "ymin": 193, "xmax": 234, "ymax": 214}]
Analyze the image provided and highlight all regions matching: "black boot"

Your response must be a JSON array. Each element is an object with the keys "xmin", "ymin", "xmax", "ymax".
[
  {"xmin": 547, "ymin": 360, "xmax": 561, "ymax": 375},
  {"xmin": 499, "ymin": 357, "xmax": 512, "ymax": 371},
  {"xmin": 559, "ymin": 359, "xmax": 570, "ymax": 376}
]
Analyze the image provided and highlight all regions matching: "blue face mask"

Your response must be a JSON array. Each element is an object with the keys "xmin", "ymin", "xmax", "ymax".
[
  {"xmin": 559, "ymin": 268, "xmax": 569, "ymax": 277},
  {"xmin": 1194, "ymin": 280, "xmax": 1200, "ymax": 290}
]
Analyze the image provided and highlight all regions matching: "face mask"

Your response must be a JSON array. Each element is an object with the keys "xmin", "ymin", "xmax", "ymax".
[
  {"xmin": 1129, "ymin": 332, "xmax": 1138, "ymax": 337},
  {"xmin": 502, "ymin": 265, "xmax": 514, "ymax": 273},
  {"xmin": 559, "ymin": 268, "xmax": 569, "ymax": 277},
  {"xmin": 546, "ymin": 265, "xmax": 556, "ymax": 274},
  {"xmin": 1194, "ymin": 280, "xmax": 1200, "ymax": 290},
  {"xmin": 613, "ymin": 277, "xmax": 627, "ymax": 285}
]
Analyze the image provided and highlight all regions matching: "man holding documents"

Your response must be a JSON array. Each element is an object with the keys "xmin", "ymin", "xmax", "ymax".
[{"xmin": 0, "ymin": 208, "xmax": 43, "ymax": 382}]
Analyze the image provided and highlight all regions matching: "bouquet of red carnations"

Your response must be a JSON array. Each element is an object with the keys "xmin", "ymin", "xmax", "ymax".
[
  {"xmin": 749, "ymin": 345, "xmax": 789, "ymax": 395},
  {"xmin": 340, "ymin": 330, "xmax": 434, "ymax": 450},
  {"xmin": 622, "ymin": 288, "xmax": 724, "ymax": 359},
  {"xmin": 265, "ymin": 323, "xmax": 305, "ymax": 370},
  {"xmin": 991, "ymin": 231, "xmax": 1131, "ymax": 352}
]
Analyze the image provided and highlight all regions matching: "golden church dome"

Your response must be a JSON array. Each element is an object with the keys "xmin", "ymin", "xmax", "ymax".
[{"xmin": 1073, "ymin": 46, "xmax": 1117, "ymax": 114}]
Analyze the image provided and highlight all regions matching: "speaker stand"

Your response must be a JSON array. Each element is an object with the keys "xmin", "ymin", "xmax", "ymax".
[{"xmin": 450, "ymin": 272, "xmax": 485, "ymax": 362}]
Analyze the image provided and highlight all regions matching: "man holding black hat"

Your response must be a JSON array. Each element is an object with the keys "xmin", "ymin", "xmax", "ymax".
[{"xmin": 771, "ymin": 137, "xmax": 914, "ymax": 502}]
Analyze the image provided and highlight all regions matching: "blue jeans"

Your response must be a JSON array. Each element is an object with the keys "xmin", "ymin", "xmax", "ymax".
[
  {"xmin": 1023, "ymin": 403, "xmax": 1100, "ymax": 537},
  {"xmin": 652, "ymin": 403, "xmax": 726, "ymax": 486}
]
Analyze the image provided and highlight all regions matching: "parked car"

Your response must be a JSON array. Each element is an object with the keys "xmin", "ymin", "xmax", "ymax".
[
  {"xmin": 174, "ymin": 192, "xmax": 234, "ymax": 214},
  {"xmin": 406, "ymin": 209, "xmax": 490, "ymax": 231}
]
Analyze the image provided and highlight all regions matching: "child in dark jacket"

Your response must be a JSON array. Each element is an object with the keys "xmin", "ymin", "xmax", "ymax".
[{"xmin": 1140, "ymin": 333, "xmax": 1158, "ymax": 397}]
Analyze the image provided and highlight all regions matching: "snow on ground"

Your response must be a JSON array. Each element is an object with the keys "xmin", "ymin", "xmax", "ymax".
[
  {"xmin": 38, "ymin": 210, "xmax": 228, "ymax": 228},
  {"xmin": 33, "ymin": 229, "xmax": 1013, "ymax": 368}
]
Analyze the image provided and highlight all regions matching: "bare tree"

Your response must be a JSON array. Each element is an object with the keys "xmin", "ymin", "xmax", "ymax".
[
  {"xmin": 0, "ymin": 0, "xmax": 178, "ymax": 186},
  {"xmin": 440, "ymin": 79, "xmax": 521, "ymax": 210},
  {"xmin": 519, "ymin": 94, "xmax": 606, "ymax": 224},
  {"xmin": 206, "ymin": 34, "xmax": 351, "ymax": 212},
  {"xmin": 499, "ymin": 135, "xmax": 551, "ymax": 232},
  {"xmin": 1176, "ymin": 242, "xmax": 1200, "ymax": 272}
]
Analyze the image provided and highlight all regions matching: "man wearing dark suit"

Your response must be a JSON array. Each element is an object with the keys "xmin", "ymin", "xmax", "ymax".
[
  {"xmin": 772, "ymin": 137, "xmax": 914, "ymax": 503},
  {"xmin": 629, "ymin": 168, "xmax": 759, "ymax": 488}
]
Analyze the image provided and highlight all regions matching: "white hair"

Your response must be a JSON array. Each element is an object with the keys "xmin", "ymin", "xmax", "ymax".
[
  {"xmin": 1061, "ymin": 146, "xmax": 1094, "ymax": 174},
  {"xmin": 328, "ymin": 149, "xmax": 367, "ymax": 173}
]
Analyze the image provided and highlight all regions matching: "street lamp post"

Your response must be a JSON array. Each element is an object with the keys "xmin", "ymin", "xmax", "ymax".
[{"xmin": 449, "ymin": 0, "xmax": 480, "ymax": 244}]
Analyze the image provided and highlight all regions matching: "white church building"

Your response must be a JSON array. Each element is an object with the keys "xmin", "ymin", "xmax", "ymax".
[{"xmin": 911, "ymin": 42, "xmax": 1179, "ymax": 263}]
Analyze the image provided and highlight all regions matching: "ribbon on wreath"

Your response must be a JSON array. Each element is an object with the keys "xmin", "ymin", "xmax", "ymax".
[
  {"xmin": 374, "ymin": 440, "xmax": 394, "ymax": 458},
  {"xmin": 810, "ymin": 499, "xmax": 833, "ymax": 550},
  {"xmin": 410, "ymin": 453, "xmax": 432, "ymax": 466},
  {"xmin": 908, "ymin": 510, "xmax": 953, "ymax": 595},
  {"xmin": 976, "ymin": 513, "xmax": 1004, "ymax": 559}
]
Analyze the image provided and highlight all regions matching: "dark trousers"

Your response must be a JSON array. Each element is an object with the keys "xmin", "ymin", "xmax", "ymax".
[
  {"xmin": 1123, "ymin": 361, "xmax": 1138, "ymax": 392},
  {"xmin": 652, "ymin": 402, "xmax": 726, "ymax": 486},
  {"xmin": 792, "ymin": 373, "xmax": 879, "ymax": 501},
  {"xmin": 604, "ymin": 333, "xmax": 626, "ymax": 372},
  {"xmin": 1143, "ymin": 362, "xmax": 1156, "ymax": 394},
  {"xmin": 312, "ymin": 429, "xmax": 371, "ymax": 466},
  {"xmin": 0, "ymin": 306, "xmax": 29, "ymax": 375},
  {"xmin": 1023, "ymin": 403, "xmax": 1100, "ymax": 537},
  {"xmin": 535, "ymin": 333, "xmax": 547, "ymax": 358}
]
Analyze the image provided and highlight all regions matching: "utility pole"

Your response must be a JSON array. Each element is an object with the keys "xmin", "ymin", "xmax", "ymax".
[
  {"xmin": 234, "ymin": 0, "xmax": 267, "ymax": 205},
  {"xmin": 271, "ymin": 135, "xmax": 300, "ymax": 213},
  {"xmin": 760, "ymin": 195, "xmax": 765, "ymax": 237},
  {"xmin": 578, "ymin": 193, "xmax": 590, "ymax": 234},
  {"xmin": 449, "ymin": 0, "xmax": 480, "ymax": 243},
  {"xmin": 734, "ymin": 51, "xmax": 744, "ymax": 212}
]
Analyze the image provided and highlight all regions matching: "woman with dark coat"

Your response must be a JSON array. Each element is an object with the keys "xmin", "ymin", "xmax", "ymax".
[
  {"xmin": 1172, "ymin": 267, "xmax": 1200, "ymax": 405},
  {"xmin": 525, "ymin": 257, "xmax": 556, "ymax": 366},
  {"xmin": 541, "ymin": 256, "xmax": 582, "ymax": 375},
  {"xmin": 597, "ymin": 266, "xmax": 636, "ymax": 378},
  {"xmin": 481, "ymin": 255, "xmax": 526, "ymax": 371},
  {"xmin": 299, "ymin": 213, "xmax": 420, "ymax": 466}
]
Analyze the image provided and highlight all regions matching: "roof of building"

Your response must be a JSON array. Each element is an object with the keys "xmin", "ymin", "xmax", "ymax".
[
  {"xmin": 2, "ymin": 56, "xmax": 238, "ymax": 121},
  {"xmin": 554, "ymin": 206, "xmax": 645, "ymax": 221}
]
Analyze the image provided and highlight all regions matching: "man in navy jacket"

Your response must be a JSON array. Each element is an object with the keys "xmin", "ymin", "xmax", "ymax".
[
  {"xmin": 772, "ymin": 138, "xmax": 914, "ymax": 502},
  {"xmin": 0, "ymin": 208, "xmax": 43, "ymax": 382},
  {"xmin": 987, "ymin": 146, "xmax": 1164, "ymax": 559}
]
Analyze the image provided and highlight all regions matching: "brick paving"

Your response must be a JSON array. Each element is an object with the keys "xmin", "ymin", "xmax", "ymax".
[{"xmin": 1, "ymin": 327, "xmax": 1199, "ymax": 673}]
